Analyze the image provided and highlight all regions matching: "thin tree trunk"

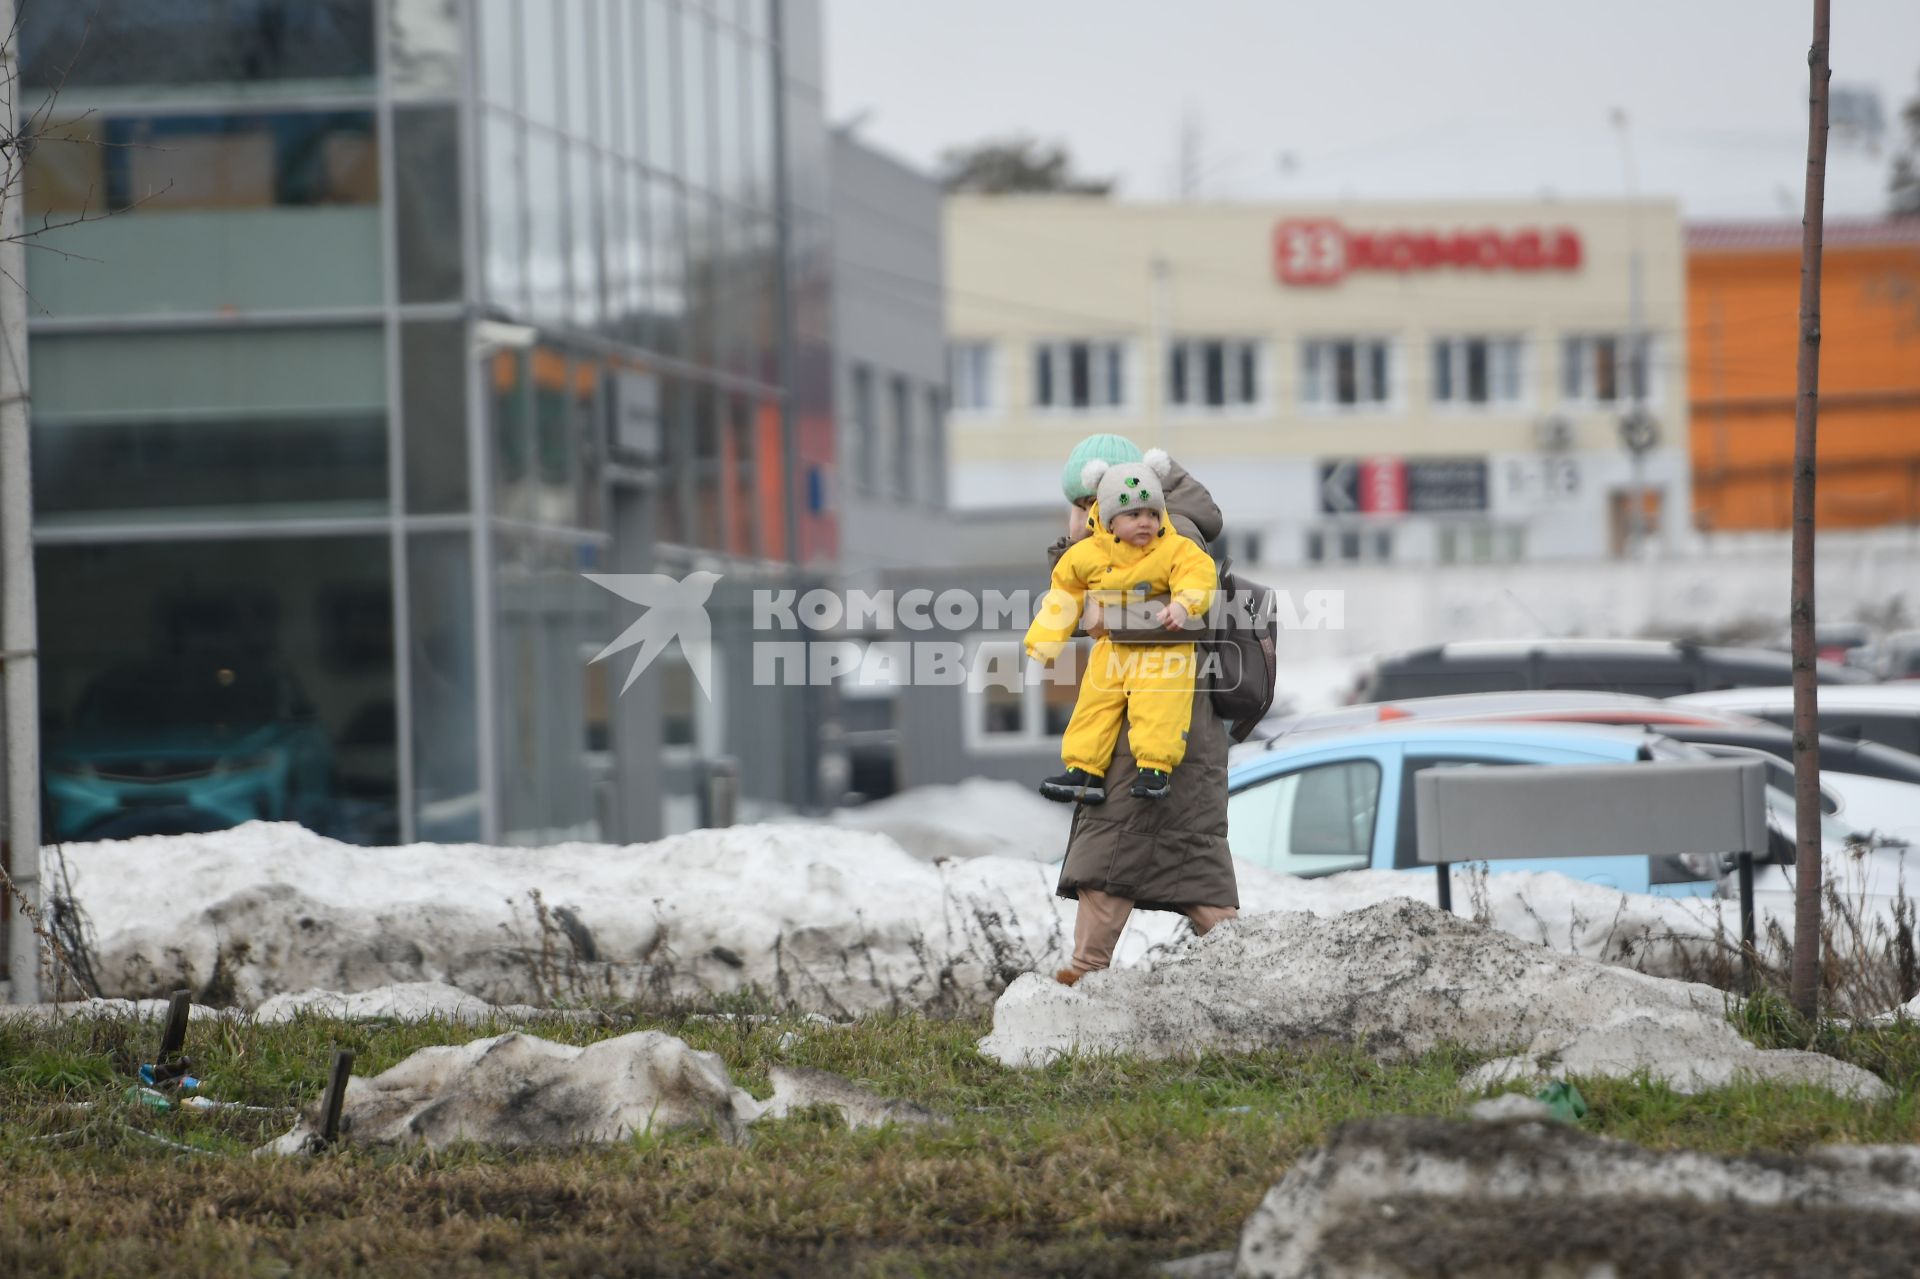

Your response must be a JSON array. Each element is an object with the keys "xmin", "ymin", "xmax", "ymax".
[{"xmin": 1789, "ymin": 0, "xmax": 1832, "ymax": 1021}]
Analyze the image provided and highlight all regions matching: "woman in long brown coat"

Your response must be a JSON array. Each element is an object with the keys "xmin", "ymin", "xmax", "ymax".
[{"xmin": 1047, "ymin": 438, "xmax": 1239, "ymax": 983}]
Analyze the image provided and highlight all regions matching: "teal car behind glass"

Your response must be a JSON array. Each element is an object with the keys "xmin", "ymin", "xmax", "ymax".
[{"xmin": 45, "ymin": 658, "xmax": 332, "ymax": 841}]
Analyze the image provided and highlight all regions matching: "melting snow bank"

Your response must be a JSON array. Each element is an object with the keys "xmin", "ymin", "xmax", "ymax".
[
  {"xmin": 41, "ymin": 817, "xmax": 1837, "ymax": 1016},
  {"xmin": 1232, "ymin": 1115, "xmax": 1920, "ymax": 1279},
  {"xmin": 980, "ymin": 899, "xmax": 1888, "ymax": 1100},
  {"xmin": 49, "ymin": 821, "xmax": 1068, "ymax": 1015},
  {"xmin": 259, "ymin": 1030, "xmax": 940, "ymax": 1155}
]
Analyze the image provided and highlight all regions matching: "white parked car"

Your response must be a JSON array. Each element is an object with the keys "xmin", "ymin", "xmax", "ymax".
[{"xmin": 1670, "ymin": 685, "xmax": 1920, "ymax": 759}]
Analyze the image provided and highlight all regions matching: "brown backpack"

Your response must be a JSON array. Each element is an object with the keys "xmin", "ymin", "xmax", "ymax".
[{"xmin": 1205, "ymin": 556, "xmax": 1279, "ymax": 742}]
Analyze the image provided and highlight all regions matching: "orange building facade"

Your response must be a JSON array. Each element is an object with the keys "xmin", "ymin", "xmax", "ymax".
[{"xmin": 1689, "ymin": 219, "xmax": 1920, "ymax": 531}]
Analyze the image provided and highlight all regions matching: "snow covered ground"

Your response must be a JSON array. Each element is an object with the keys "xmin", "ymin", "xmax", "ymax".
[
  {"xmin": 31, "ymin": 783, "xmax": 1755, "ymax": 1017},
  {"xmin": 38, "ymin": 818, "xmax": 1070, "ymax": 1015},
  {"xmin": 32, "ymin": 776, "xmax": 1909, "ymax": 1020}
]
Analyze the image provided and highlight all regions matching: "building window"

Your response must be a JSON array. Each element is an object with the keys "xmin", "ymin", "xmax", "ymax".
[
  {"xmin": 851, "ymin": 363, "xmax": 876, "ymax": 495},
  {"xmin": 1308, "ymin": 525, "xmax": 1393, "ymax": 564},
  {"xmin": 948, "ymin": 341, "xmax": 996, "ymax": 414},
  {"xmin": 1562, "ymin": 334, "xmax": 1653, "ymax": 406},
  {"xmin": 1437, "ymin": 523, "xmax": 1528, "ymax": 564},
  {"xmin": 963, "ymin": 636, "xmax": 1089, "ymax": 748},
  {"xmin": 1431, "ymin": 336, "xmax": 1526, "ymax": 408},
  {"xmin": 1169, "ymin": 338, "xmax": 1261, "ymax": 411},
  {"xmin": 1033, "ymin": 339, "xmax": 1127, "ymax": 412},
  {"xmin": 924, "ymin": 385, "xmax": 946, "ymax": 503},
  {"xmin": 890, "ymin": 374, "xmax": 914, "ymax": 502},
  {"xmin": 1301, "ymin": 338, "xmax": 1393, "ymax": 409}
]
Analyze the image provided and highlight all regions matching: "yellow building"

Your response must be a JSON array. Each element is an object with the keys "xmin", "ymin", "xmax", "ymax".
[{"xmin": 945, "ymin": 197, "xmax": 1690, "ymax": 564}]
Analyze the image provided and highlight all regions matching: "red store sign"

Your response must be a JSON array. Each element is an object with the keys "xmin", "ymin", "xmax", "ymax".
[{"xmin": 1276, "ymin": 219, "xmax": 1583, "ymax": 286}]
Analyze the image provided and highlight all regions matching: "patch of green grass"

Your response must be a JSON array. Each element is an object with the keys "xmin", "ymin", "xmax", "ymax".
[
  {"xmin": 1729, "ymin": 986, "xmax": 1920, "ymax": 1088},
  {"xmin": 2, "ymin": 1006, "xmax": 1917, "ymax": 1278}
]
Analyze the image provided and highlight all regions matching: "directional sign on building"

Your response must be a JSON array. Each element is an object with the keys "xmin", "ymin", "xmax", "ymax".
[{"xmin": 1319, "ymin": 457, "xmax": 1489, "ymax": 515}]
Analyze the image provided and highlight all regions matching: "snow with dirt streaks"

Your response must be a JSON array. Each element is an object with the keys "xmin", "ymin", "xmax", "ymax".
[
  {"xmin": 39, "ymin": 782, "xmax": 1759, "ymax": 1015},
  {"xmin": 980, "ymin": 898, "xmax": 1887, "ymax": 1099}
]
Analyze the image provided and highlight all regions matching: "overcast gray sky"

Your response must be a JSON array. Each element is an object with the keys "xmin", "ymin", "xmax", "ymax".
[{"xmin": 825, "ymin": 0, "xmax": 1920, "ymax": 219}]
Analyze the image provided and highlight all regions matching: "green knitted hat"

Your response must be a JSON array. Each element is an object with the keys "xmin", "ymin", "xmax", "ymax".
[{"xmin": 1061, "ymin": 434, "xmax": 1143, "ymax": 502}]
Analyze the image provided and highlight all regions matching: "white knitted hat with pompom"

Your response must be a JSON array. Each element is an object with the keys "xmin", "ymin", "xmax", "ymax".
[{"xmin": 1080, "ymin": 449, "xmax": 1173, "ymax": 530}]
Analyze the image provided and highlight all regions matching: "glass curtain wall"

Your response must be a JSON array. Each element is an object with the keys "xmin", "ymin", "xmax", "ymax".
[
  {"xmin": 25, "ymin": 0, "xmax": 818, "ymax": 847},
  {"xmin": 476, "ymin": 0, "xmax": 809, "ymax": 839}
]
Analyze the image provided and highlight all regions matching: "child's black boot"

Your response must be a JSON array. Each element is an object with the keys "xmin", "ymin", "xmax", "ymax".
[
  {"xmin": 1040, "ymin": 768, "xmax": 1106, "ymax": 805},
  {"xmin": 1130, "ymin": 769, "xmax": 1171, "ymax": 801}
]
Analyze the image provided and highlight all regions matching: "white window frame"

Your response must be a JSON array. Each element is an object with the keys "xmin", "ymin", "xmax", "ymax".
[
  {"xmin": 1167, "ymin": 336, "xmax": 1266, "ymax": 417},
  {"xmin": 1560, "ymin": 333, "xmax": 1658, "ymax": 408},
  {"xmin": 1299, "ymin": 336, "xmax": 1398, "ymax": 413},
  {"xmin": 1430, "ymin": 334, "xmax": 1530, "ymax": 412},
  {"xmin": 960, "ymin": 634, "xmax": 1090, "ymax": 752},
  {"xmin": 947, "ymin": 340, "xmax": 997, "ymax": 417},
  {"xmin": 1031, "ymin": 338, "xmax": 1131, "ymax": 415}
]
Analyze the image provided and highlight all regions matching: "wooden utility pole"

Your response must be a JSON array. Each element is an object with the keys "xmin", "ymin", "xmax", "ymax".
[{"xmin": 1789, "ymin": 0, "xmax": 1832, "ymax": 1021}]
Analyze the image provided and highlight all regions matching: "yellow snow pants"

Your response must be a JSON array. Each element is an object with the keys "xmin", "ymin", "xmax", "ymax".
[{"xmin": 1060, "ymin": 636, "xmax": 1198, "ymax": 776}]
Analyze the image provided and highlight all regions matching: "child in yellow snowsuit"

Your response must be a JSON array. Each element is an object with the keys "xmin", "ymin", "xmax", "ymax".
[{"xmin": 1025, "ymin": 456, "xmax": 1215, "ymax": 804}]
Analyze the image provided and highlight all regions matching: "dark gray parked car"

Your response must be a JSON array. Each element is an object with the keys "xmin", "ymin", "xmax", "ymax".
[{"xmin": 1352, "ymin": 639, "xmax": 1872, "ymax": 704}]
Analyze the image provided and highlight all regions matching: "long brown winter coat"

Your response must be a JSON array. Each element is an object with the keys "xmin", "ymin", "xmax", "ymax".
[{"xmin": 1047, "ymin": 459, "xmax": 1239, "ymax": 913}]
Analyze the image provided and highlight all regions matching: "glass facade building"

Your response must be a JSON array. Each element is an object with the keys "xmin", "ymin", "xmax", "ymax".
[{"xmin": 23, "ymin": 0, "xmax": 832, "ymax": 846}]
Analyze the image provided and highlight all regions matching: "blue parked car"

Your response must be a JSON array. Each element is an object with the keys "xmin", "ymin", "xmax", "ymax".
[
  {"xmin": 1226, "ymin": 720, "xmax": 1733, "ymax": 896},
  {"xmin": 45, "ymin": 657, "xmax": 332, "ymax": 841}
]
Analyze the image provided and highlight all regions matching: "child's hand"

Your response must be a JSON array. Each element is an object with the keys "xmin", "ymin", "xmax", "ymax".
[
  {"xmin": 1156, "ymin": 601, "xmax": 1190, "ymax": 631},
  {"xmin": 1082, "ymin": 599, "xmax": 1108, "ymax": 639}
]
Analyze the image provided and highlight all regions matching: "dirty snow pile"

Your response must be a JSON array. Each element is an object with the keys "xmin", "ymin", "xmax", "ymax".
[
  {"xmin": 981, "ymin": 897, "xmax": 1887, "ymax": 1099},
  {"xmin": 46, "ymin": 821, "xmax": 1069, "ymax": 1015},
  {"xmin": 262, "ymin": 1029, "xmax": 940, "ymax": 1156},
  {"xmin": 1233, "ymin": 865, "xmax": 1731, "ymax": 979},
  {"xmin": 819, "ymin": 778, "xmax": 1072, "ymax": 863},
  {"xmin": 1231, "ymin": 1114, "xmax": 1920, "ymax": 1278}
]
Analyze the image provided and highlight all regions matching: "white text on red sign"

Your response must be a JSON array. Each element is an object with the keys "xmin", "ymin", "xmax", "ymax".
[{"xmin": 1275, "ymin": 220, "xmax": 1584, "ymax": 286}]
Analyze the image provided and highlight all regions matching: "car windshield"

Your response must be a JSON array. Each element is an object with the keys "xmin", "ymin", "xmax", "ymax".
[{"xmin": 74, "ymin": 662, "xmax": 283, "ymax": 732}]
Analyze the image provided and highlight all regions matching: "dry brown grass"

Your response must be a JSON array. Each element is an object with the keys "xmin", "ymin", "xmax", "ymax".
[{"xmin": 4, "ymin": 1004, "xmax": 1920, "ymax": 1277}]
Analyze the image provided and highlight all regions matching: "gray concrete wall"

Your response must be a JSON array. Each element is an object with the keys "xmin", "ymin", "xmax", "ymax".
[{"xmin": 830, "ymin": 133, "xmax": 952, "ymax": 572}]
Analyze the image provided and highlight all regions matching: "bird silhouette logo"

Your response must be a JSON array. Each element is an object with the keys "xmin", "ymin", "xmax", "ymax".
[{"xmin": 583, "ymin": 571, "xmax": 724, "ymax": 698}]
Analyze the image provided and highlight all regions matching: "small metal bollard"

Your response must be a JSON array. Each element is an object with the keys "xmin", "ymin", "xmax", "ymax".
[
  {"xmin": 318, "ymin": 1050, "xmax": 354, "ymax": 1148},
  {"xmin": 698, "ymin": 756, "xmax": 739, "ymax": 830}
]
